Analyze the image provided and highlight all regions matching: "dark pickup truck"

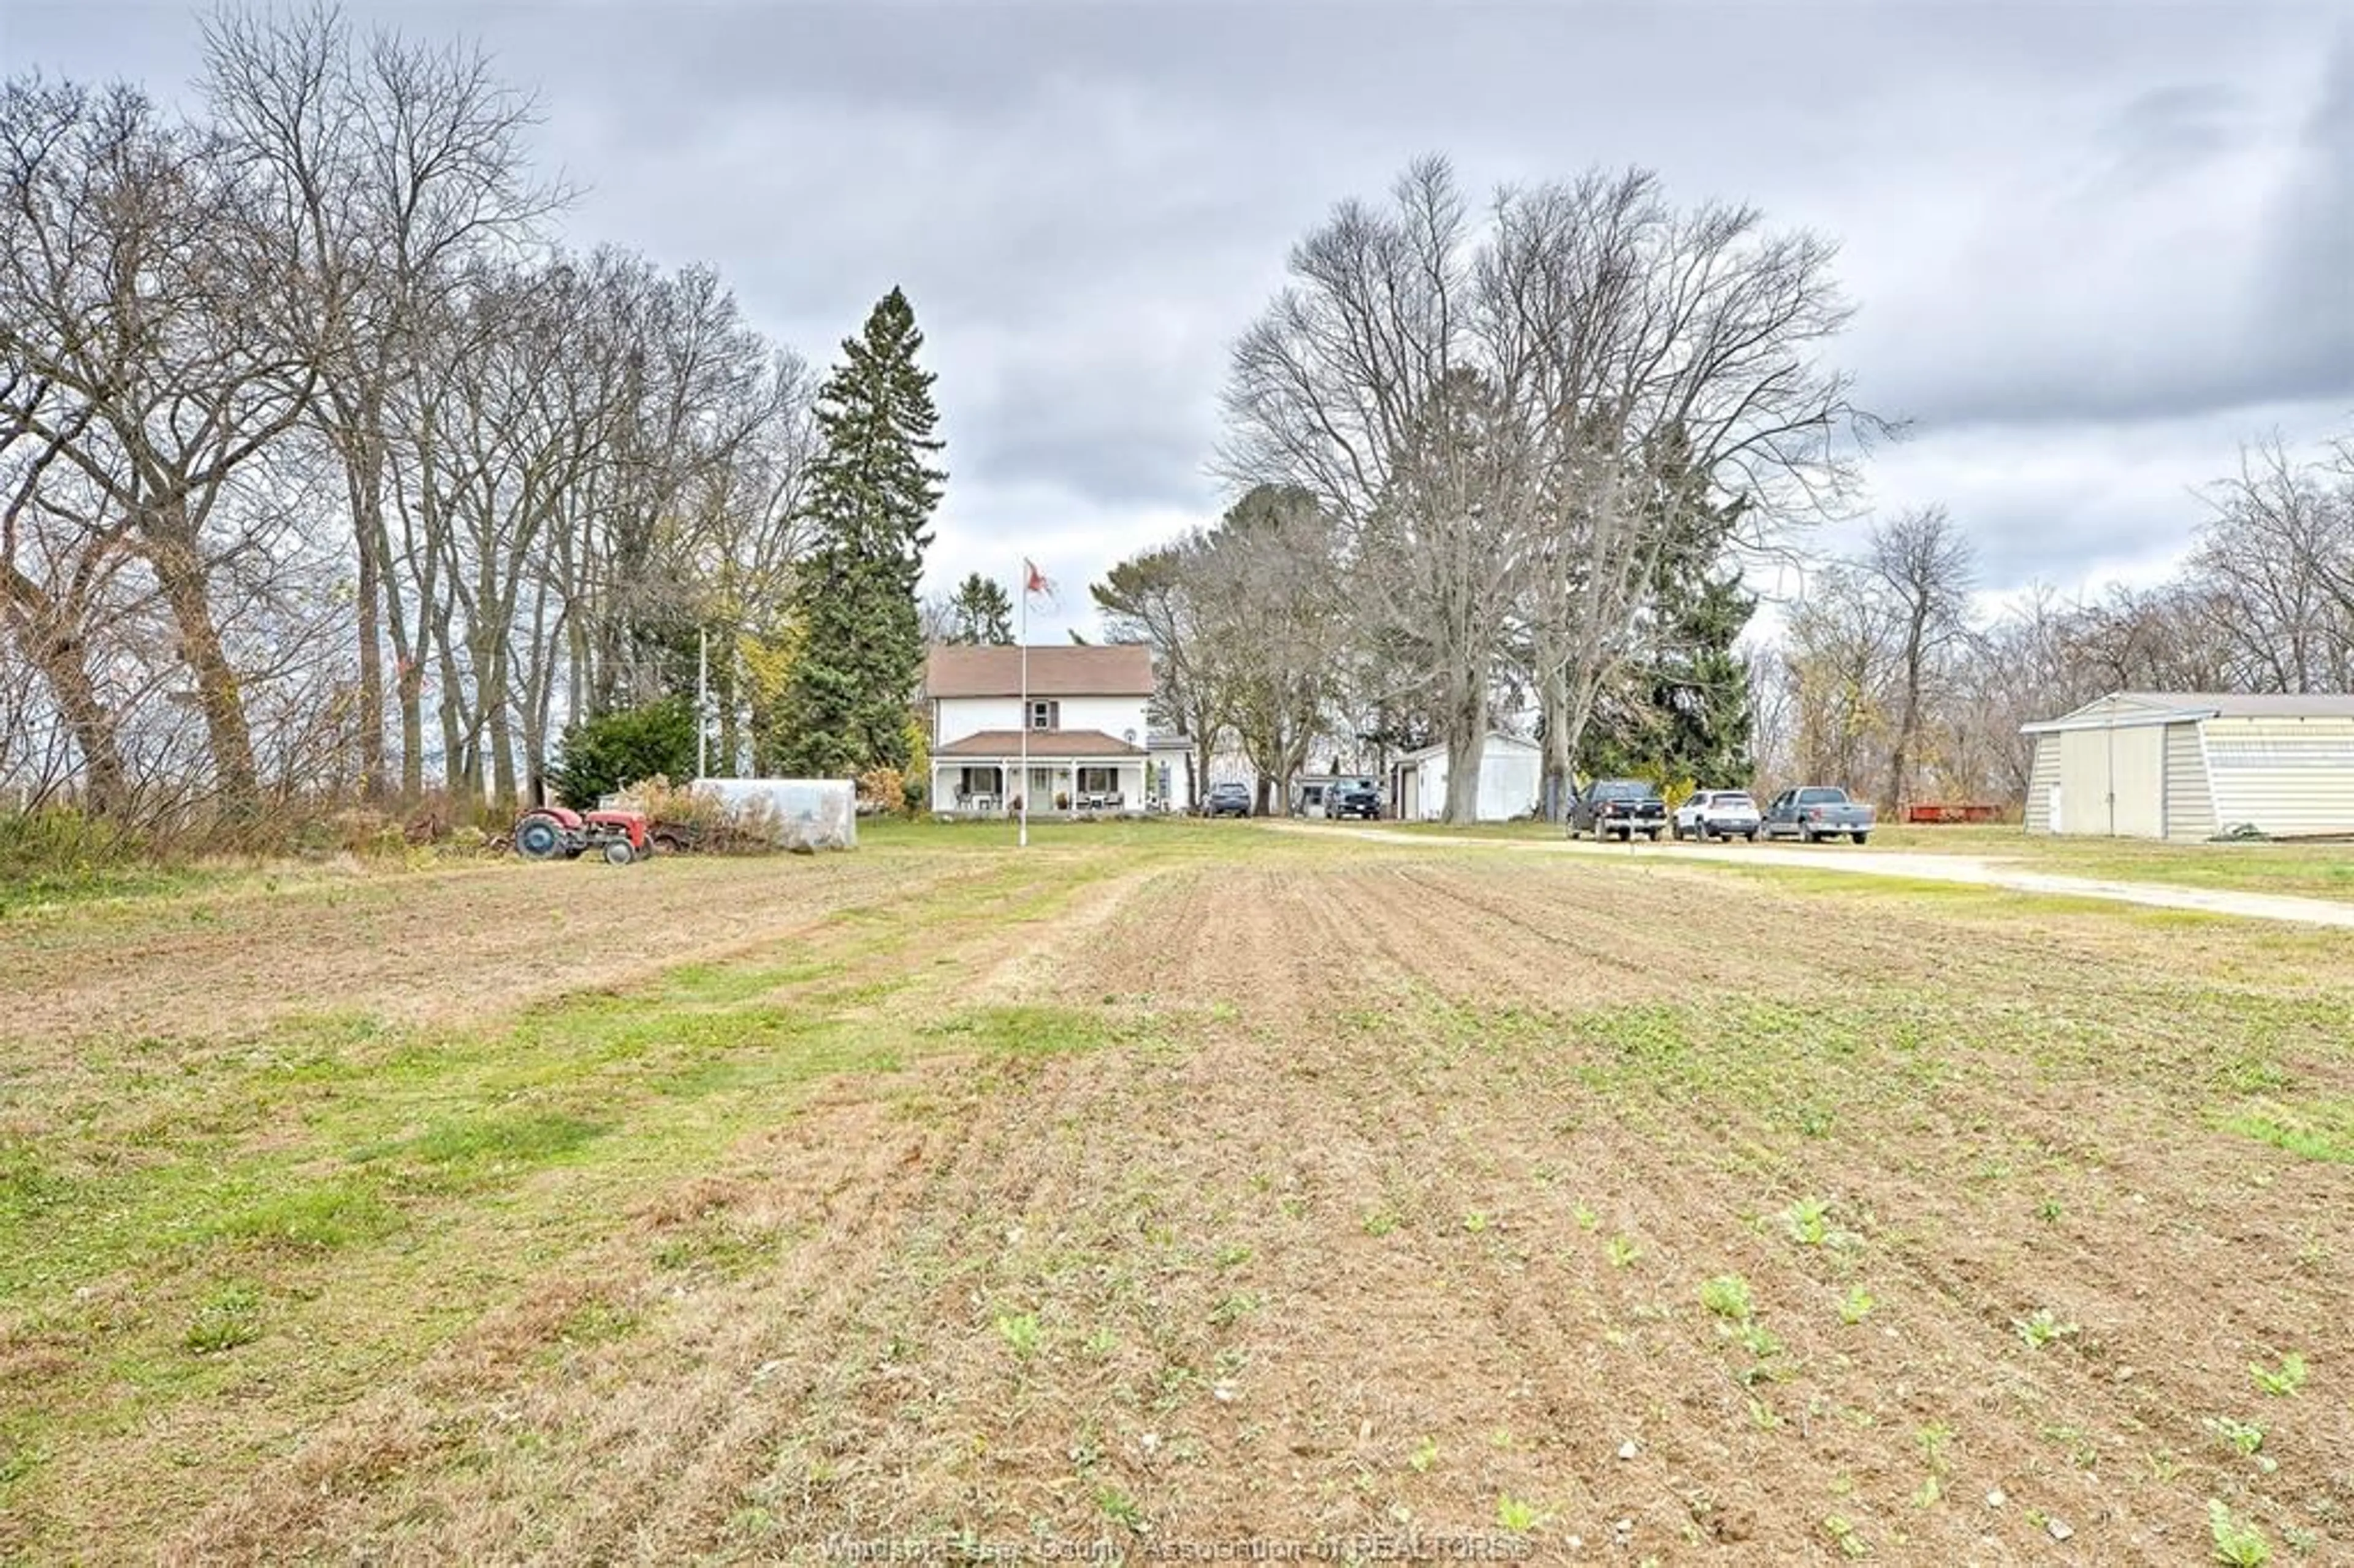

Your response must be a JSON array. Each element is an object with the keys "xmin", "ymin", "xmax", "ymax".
[
  {"xmin": 1569, "ymin": 778, "xmax": 1666, "ymax": 842},
  {"xmin": 1328, "ymin": 781, "xmax": 1382, "ymax": 820}
]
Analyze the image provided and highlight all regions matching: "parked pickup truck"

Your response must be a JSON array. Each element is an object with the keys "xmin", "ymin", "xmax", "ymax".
[
  {"xmin": 1327, "ymin": 781, "xmax": 1382, "ymax": 820},
  {"xmin": 1761, "ymin": 786, "xmax": 1875, "ymax": 845},
  {"xmin": 1571, "ymin": 778, "xmax": 1667, "ymax": 841}
]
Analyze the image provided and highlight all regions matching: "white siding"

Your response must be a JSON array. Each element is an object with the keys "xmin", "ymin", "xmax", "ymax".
[
  {"xmin": 934, "ymin": 695, "xmax": 1149, "ymax": 748},
  {"xmin": 2163, "ymin": 722, "xmax": 2215, "ymax": 841},
  {"xmin": 938, "ymin": 696, "xmax": 1022, "ymax": 738},
  {"xmin": 2024, "ymin": 734, "xmax": 2059, "ymax": 833},
  {"xmin": 1397, "ymin": 738, "xmax": 1539, "ymax": 823},
  {"xmin": 1416, "ymin": 755, "xmax": 1449, "ymax": 820},
  {"xmin": 1478, "ymin": 745, "xmax": 1542, "ymax": 821},
  {"xmin": 1049, "ymin": 696, "xmax": 1151, "ymax": 739},
  {"xmin": 1146, "ymin": 744, "xmax": 1194, "ymax": 812},
  {"xmin": 2203, "ymin": 717, "xmax": 2354, "ymax": 837}
]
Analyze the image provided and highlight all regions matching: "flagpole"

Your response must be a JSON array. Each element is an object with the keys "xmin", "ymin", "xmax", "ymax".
[{"xmin": 1018, "ymin": 565, "xmax": 1029, "ymax": 849}]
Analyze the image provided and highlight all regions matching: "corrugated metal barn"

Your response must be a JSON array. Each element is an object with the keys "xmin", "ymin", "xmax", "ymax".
[{"xmin": 2021, "ymin": 691, "xmax": 2354, "ymax": 839}]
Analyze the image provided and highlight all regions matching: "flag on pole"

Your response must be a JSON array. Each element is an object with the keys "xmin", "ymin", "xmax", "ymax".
[{"xmin": 1018, "ymin": 562, "xmax": 1040, "ymax": 847}]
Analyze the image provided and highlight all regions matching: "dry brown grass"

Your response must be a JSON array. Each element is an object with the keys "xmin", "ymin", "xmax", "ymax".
[{"xmin": 5, "ymin": 826, "xmax": 2350, "ymax": 1563}]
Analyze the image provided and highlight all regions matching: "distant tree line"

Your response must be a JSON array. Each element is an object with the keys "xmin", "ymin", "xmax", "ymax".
[
  {"xmin": 1761, "ymin": 432, "xmax": 2354, "ymax": 810},
  {"xmin": 1, "ymin": 6, "xmax": 939, "ymax": 826}
]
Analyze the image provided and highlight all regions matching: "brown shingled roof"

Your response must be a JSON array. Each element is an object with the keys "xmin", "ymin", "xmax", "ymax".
[
  {"xmin": 924, "ymin": 643, "xmax": 1152, "ymax": 698},
  {"xmin": 935, "ymin": 728, "xmax": 1145, "ymax": 758}
]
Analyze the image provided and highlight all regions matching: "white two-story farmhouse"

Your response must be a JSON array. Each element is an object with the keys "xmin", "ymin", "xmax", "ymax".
[{"xmin": 926, "ymin": 644, "xmax": 1157, "ymax": 815}]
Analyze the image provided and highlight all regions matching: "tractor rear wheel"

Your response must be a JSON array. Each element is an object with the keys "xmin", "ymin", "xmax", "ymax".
[{"xmin": 514, "ymin": 813, "xmax": 568, "ymax": 861}]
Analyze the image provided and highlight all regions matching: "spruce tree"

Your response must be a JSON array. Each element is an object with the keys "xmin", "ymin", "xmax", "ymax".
[
  {"xmin": 1651, "ymin": 568, "xmax": 1759, "ymax": 785},
  {"xmin": 770, "ymin": 288, "xmax": 943, "ymax": 776},
  {"xmin": 945, "ymin": 572, "xmax": 1014, "ymax": 644},
  {"xmin": 1580, "ymin": 428, "xmax": 1758, "ymax": 785}
]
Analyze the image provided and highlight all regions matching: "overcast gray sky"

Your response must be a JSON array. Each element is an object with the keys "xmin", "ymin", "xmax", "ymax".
[{"xmin": 6, "ymin": 0, "xmax": 2350, "ymax": 637}]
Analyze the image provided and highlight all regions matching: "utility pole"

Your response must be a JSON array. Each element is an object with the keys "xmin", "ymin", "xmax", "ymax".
[
  {"xmin": 696, "ymin": 626, "xmax": 710, "ymax": 778},
  {"xmin": 1018, "ymin": 571, "xmax": 1029, "ymax": 848}
]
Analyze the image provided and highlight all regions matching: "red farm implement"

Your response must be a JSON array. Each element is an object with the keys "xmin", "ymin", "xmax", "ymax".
[{"xmin": 1905, "ymin": 802, "xmax": 2003, "ymax": 824}]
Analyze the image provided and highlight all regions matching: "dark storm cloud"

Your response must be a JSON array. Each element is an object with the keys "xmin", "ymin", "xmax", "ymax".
[
  {"xmin": 1854, "ymin": 398, "xmax": 2354, "ymax": 602},
  {"xmin": 2263, "ymin": 34, "xmax": 2354, "ymax": 399},
  {"xmin": 7, "ymin": 0, "xmax": 2350, "ymax": 617},
  {"xmin": 1838, "ymin": 30, "xmax": 2353, "ymax": 432}
]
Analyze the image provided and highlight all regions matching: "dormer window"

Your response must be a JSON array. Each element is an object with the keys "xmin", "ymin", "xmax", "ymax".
[{"xmin": 1029, "ymin": 700, "xmax": 1059, "ymax": 731}]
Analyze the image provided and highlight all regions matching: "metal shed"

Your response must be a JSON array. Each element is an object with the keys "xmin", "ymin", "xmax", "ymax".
[
  {"xmin": 2020, "ymin": 692, "xmax": 2354, "ymax": 839},
  {"xmin": 1390, "ymin": 733, "xmax": 1542, "ymax": 823}
]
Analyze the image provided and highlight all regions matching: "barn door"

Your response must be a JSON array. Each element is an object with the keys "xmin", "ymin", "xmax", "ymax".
[
  {"xmin": 2057, "ymin": 729, "xmax": 2110, "ymax": 835},
  {"xmin": 2109, "ymin": 726, "xmax": 2165, "ymax": 837},
  {"xmin": 2057, "ymin": 725, "xmax": 2163, "ymax": 837}
]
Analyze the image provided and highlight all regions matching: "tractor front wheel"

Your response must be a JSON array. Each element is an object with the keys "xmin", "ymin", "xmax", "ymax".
[
  {"xmin": 514, "ymin": 813, "xmax": 568, "ymax": 861},
  {"xmin": 601, "ymin": 838, "xmax": 637, "ymax": 866}
]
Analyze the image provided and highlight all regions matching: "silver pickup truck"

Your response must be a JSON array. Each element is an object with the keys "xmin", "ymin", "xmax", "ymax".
[{"xmin": 1761, "ymin": 786, "xmax": 1875, "ymax": 845}]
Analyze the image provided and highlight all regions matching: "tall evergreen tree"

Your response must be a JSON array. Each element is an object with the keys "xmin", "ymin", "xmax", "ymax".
[
  {"xmin": 1580, "ymin": 567, "xmax": 1758, "ymax": 785},
  {"xmin": 769, "ymin": 289, "xmax": 943, "ymax": 775},
  {"xmin": 944, "ymin": 572, "xmax": 1014, "ymax": 645},
  {"xmin": 1578, "ymin": 433, "xmax": 1758, "ymax": 786},
  {"xmin": 1655, "ymin": 568, "xmax": 1759, "ymax": 783}
]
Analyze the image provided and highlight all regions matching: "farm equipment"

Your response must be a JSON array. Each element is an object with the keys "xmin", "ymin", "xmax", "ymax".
[
  {"xmin": 511, "ymin": 805, "xmax": 652, "ymax": 865},
  {"xmin": 1905, "ymin": 802, "xmax": 2003, "ymax": 824}
]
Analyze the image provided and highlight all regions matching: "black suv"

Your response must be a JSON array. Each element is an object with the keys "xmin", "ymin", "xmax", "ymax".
[{"xmin": 1569, "ymin": 778, "xmax": 1666, "ymax": 841}]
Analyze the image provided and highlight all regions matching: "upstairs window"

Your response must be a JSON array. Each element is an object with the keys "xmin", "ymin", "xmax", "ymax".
[{"xmin": 1029, "ymin": 700, "xmax": 1059, "ymax": 731}]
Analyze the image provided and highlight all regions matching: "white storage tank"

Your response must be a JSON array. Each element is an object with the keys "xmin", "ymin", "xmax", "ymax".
[{"xmin": 691, "ymin": 778, "xmax": 858, "ymax": 851}]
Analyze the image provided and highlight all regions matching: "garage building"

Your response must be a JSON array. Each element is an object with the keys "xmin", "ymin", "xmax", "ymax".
[
  {"xmin": 1390, "ymin": 733, "xmax": 1542, "ymax": 823},
  {"xmin": 2019, "ymin": 691, "xmax": 2354, "ymax": 839}
]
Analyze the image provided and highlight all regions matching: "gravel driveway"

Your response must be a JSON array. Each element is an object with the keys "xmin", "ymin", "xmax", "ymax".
[{"xmin": 1294, "ymin": 824, "xmax": 2354, "ymax": 929}]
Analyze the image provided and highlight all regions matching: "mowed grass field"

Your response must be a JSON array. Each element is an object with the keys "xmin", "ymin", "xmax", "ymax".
[{"xmin": 4, "ymin": 823, "xmax": 2352, "ymax": 1563}]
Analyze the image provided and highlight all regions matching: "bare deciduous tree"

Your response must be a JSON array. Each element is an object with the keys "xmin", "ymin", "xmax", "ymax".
[
  {"xmin": 204, "ymin": 2, "xmax": 561, "ymax": 801},
  {"xmin": 1865, "ymin": 506, "xmax": 1975, "ymax": 810},
  {"xmin": 1519, "ymin": 184, "xmax": 1863, "ymax": 817},
  {"xmin": 1094, "ymin": 535, "xmax": 1228, "ymax": 805},
  {"xmin": 1222, "ymin": 158, "xmax": 1864, "ymax": 821},
  {"xmin": 0, "ymin": 370, "xmax": 132, "ymax": 812},
  {"xmin": 1222, "ymin": 161, "xmax": 1555, "ymax": 822},
  {"xmin": 2190, "ymin": 436, "xmax": 2354, "ymax": 693},
  {"xmin": 0, "ymin": 78, "xmax": 319, "ymax": 812},
  {"xmin": 1193, "ymin": 485, "xmax": 1343, "ymax": 814},
  {"xmin": 3, "ymin": 33, "xmax": 812, "ymax": 827}
]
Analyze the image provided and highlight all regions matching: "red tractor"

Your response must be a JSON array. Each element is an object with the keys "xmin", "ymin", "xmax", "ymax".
[{"xmin": 511, "ymin": 805, "xmax": 652, "ymax": 865}]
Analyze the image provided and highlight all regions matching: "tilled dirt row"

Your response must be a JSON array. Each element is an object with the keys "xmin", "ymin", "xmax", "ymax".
[
  {"xmin": 115, "ymin": 848, "xmax": 2354, "ymax": 1561},
  {"xmin": 1, "ymin": 850, "xmax": 989, "ymax": 1054}
]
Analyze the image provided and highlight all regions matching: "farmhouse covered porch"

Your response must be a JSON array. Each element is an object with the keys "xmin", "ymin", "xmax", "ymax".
[{"xmin": 931, "ymin": 729, "xmax": 1148, "ymax": 816}]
